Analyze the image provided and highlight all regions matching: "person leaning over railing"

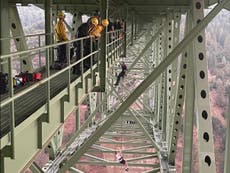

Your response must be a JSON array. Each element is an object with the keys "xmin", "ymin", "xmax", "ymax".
[
  {"xmin": 72, "ymin": 18, "xmax": 109, "ymax": 74},
  {"xmin": 72, "ymin": 17, "xmax": 99, "ymax": 74},
  {"xmin": 88, "ymin": 18, "xmax": 109, "ymax": 65},
  {"xmin": 54, "ymin": 11, "xmax": 69, "ymax": 64}
]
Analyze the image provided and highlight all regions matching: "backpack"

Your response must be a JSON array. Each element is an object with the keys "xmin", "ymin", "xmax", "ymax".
[
  {"xmin": 33, "ymin": 72, "xmax": 42, "ymax": 81},
  {"xmin": 13, "ymin": 77, "xmax": 23, "ymax": 88},
  {"xmin": 25, "ymin": 71, "xmax": 34, "ymax": 82}
]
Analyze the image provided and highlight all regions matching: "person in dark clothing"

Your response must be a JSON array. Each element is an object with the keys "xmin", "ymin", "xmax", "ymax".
[
  {"xmin": 107, "ymin": 20, "xmax": 115, "ymax": 43},
  {"xmin": 72, "ymin": 17, "xmax": 98, "ymax": 74},
  {"xmin": 114, "ymin": 19, "xmax": 122, "ymax": 30},
  {"xmin": 114, "ymin": 62, "xmax": 127, "ymax": 86}
]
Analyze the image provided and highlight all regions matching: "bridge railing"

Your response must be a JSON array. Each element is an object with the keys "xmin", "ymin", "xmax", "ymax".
[
  {"xmin": 0, "ymin": 33, "xmax": 53, "ymax": 74},
  {"xmin": 0, "ymin": 29, "xmax": 124, "ymax": 139}
]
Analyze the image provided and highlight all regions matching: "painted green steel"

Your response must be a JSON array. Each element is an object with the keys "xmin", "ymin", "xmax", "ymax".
[
  {"xmin": 168, "ymin": 13, "xmax": 188, "ymax": 164},
  {"xmin": 127, "ymin": 26, "xmax": 163, "ymax": 72},
  {"xmin": 193, "ymin": 0, "xmax": 217, "ymax": 172},
  {"xmin": 62, "ymin": 1, "xmax": 226, "ymax": 171},
  {"xmin": 182, "ymin": 11, "xmax": 195, "ymax": 172},
  {"xmin": 99, "ymin": 0, "xmax": 108, "ymax": 91},
  {"xmin": 69, "ymin": 167, "xmax": 84, "ymax": 173},
  {"xmin": 46, "ymin": 128, "xmax": 63, "ymax": 160},
  {"xmin": 157, "ymin": 19, "xmax": 166, "ymax": 131},
  {"xmin": 9, "ymin": 6, "xmax": 33, "ymax": 72},
  {"xmin": 29, "ymin": 162, "xmax": 44, "ymax": 173},
  {"xmin": 164, "ymin": 13, "xmax": 174, "ymax": 142},
  {"xmin": 77, "ymin": 161, "xmax": 160, "ymax": 167},
  {"xmin": 167, "ymin": 12, "xmax": 181, "ymax": 148},
  {"xmin": 142, "ymin": 169, "xmax": 161, "ymax": 173},
  {"xmin": 44, "ymin": 0, "xmax": 52, "ymax": 46},
  {"xmin": 109, "ymin": 81, "xmax": 160, "ymax": 150},
  {"xmin": 131, "ymin": 11, "xmax": 134, "ymax": 46},
  {"xmin": 0, "ymin": 1, "xmax": 227, "ymax": 172},
  {"xmin": 224, "ymin": 87, "xmax": 230, "ymax": 173},
  {"xmin": 0, "ymin": 0, "xmax": 10, "ymax": 72},
  {"xmin": 71, "ymin": 12, "xmax": 82, "ymax": 39}
]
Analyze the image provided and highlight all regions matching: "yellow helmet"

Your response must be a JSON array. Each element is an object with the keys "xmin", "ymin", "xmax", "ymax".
[
  {"xmin": 91, "ymin": 17, "xmax": 99, "ymax": 26},
  {"xmin": 101, "ymin": 19, "xmax": 109, "ymax": 27},
  {"xmin": 58, "ymin": 11, "xmax": 65, "ymax": 18}
]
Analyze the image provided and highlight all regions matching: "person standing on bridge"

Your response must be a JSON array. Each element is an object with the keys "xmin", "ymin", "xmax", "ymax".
[
  {"xmin": 72, "ymin": 17, "xmax": 99, "ymax": 74},
  {"xmin": 54, "ymin": 11, "xmax": 69, "ymax": 64}
]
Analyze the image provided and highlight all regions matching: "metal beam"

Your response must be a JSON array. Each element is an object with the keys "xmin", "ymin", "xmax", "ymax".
[
  {"xmin": 69, "ymin": 167, "xmax": 84, "ymax": 173},
  {"xmin": 77, "ymin": 161, "xmax": 160, "ymax": 167},
  {"xmin": 126, "ymin": 154, "xmax": 157, "ymax": 162},
  {"xmin": 83, "ymin": 154, "xmax": 108, "ymax": 162},
  {"xmin": 182, "ymin": 10, "xmax": 195, "ymax": 172},
  {"xmin": 124, "ymin": 145, "xmax": 153, "ymax": 151},
  {"xmin": 192, "ymin": 0, "xmax": 217, "ymax": 172},
  {"xmin": 99, "ymin": 0, "xmax": 108, "ymax": 91},
  {"xmin": 142, "ymin": 168, "xmax": 161, "ymax": 173},
  {"xmin": 88, "ymin": 149, "xmax": 155, "ymax": 155},
  {"xmin": 58, "ymin": 3, "xmax": 226, "ymax": 171},
  {"xmin": 0, "ymin": 0, "xmax": 10, "ymax": 72},
  {"xmin": 29, "ymin": 162, "xmax": 44, "ymax": 173},
  {"xmin": 107, "ymin": 79, "xmax": 160, "ymax": 150}
]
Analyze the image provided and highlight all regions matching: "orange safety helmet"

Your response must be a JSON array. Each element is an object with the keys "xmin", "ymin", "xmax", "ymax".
[
  {"xmin": 58, "ymin": 11, "xmax": 65, "ymax": 18},
  {"xmin": 91, "ymin": 17, "xmax": 99, "ymax": 26},
  {"xmin": 90, "ymin": 25, "xmax": 104, "ymax": 37},
  {"xmin": 101, "ymin": 19, "xmax": 109, "ymax": 27}
]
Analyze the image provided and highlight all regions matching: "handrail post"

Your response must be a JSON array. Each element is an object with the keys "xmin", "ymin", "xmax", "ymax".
[
  {"xmin": 8, "ymin": 56, "xmax": 15, "ymax": 159},
  {"xmin": 99, "ymin": 0, "xmax": 108, "ymax": 91}
]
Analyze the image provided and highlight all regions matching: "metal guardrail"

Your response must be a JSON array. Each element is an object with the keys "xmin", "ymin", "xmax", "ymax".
[{"xmin": 0, "ymin": 29, "xmax": 125, "ymax": 153}]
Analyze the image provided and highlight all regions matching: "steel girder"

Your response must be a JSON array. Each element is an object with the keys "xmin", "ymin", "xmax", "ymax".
[
  {"xmin": 9, "ymin": 6, "xmax": 34, "ymax": 72},
  {"xmin": 57, "ymin": 1, "xmax": 226, "ymax": 172}
]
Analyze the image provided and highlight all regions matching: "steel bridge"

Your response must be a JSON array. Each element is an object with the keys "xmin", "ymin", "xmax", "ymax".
[{"xmin": 0, "ymin": 0, "xmax": 230, "ymax": 173}]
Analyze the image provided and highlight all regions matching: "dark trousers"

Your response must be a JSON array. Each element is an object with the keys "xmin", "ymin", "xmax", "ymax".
[
  {"xmin": 57, "ymin": 44, "xmax": 67, "ymax": 63},
  {"xmin": 115, "ymin": 71, "xmax": 125, "ymax": 85},
  {"xmin": 73, "ymin": 39, "xmax": 97, "ymax": 73}
]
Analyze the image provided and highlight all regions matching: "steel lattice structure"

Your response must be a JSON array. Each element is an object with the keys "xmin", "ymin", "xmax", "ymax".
[{"xmin": 0, "ymin": 0, "xmax": 230, "ymax": 173}]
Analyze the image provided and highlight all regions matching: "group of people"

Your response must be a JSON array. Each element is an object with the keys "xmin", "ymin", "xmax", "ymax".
[
  {"xmin": 54, "ymin": 11, "xmax": 121, "ymax": 73},
  {"xmin": 54, "ymin": 11, "xmax": 127, "ymax": 85}
]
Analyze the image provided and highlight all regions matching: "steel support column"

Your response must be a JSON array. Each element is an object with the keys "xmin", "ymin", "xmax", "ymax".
[
  {"xmin": 167, "ymin": 12, "xmax": 181, "ymax": 146},
  {"xmin": 193, "ymin": 0, "xmax": 216, "ymax": 172},
  {"xmin": 71, "ymin": 12, "xmax": 82, "ymax": 39},
  {"xmin": 158, "ymin": 18, "xmax": 166, "ymax": 130},
  {"xmin": 99, "ymin": 0, "xmax": 108, "ymax": 91},
  {"xmin": 134, "ymin": 16, "xmax": 137, "ymax": 40},
  {"xmin": 131, "ymin": 11, "xmax": 134, "ymax": 46},
  {"xmin": 123, "ymin": 7, "xmax": 128, "ymax": 57},
  {"xmin": 9, "ymin": 6, "xmax": 33, "ymax": 72},
  {"xmin": 45, "ymin": 128, "xmax": 63, "ymax": 160},
  {"xmin": 182, "ymin": 10, "xmax": 195, "ymax": 173},
  {"xmin": 0, "ymin": 0, "xmax": 10, "ymax": 72},
  {"xmin": 44, "ymin": 0, "xmax": 52, "ymax": 46},
  {"xmin": 168, "ymin": 12, "xmax": 188, "ymax": 164},
  {"xmin": 164, "ymin": 14, "xmax": 174, "ymax": 142}
]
